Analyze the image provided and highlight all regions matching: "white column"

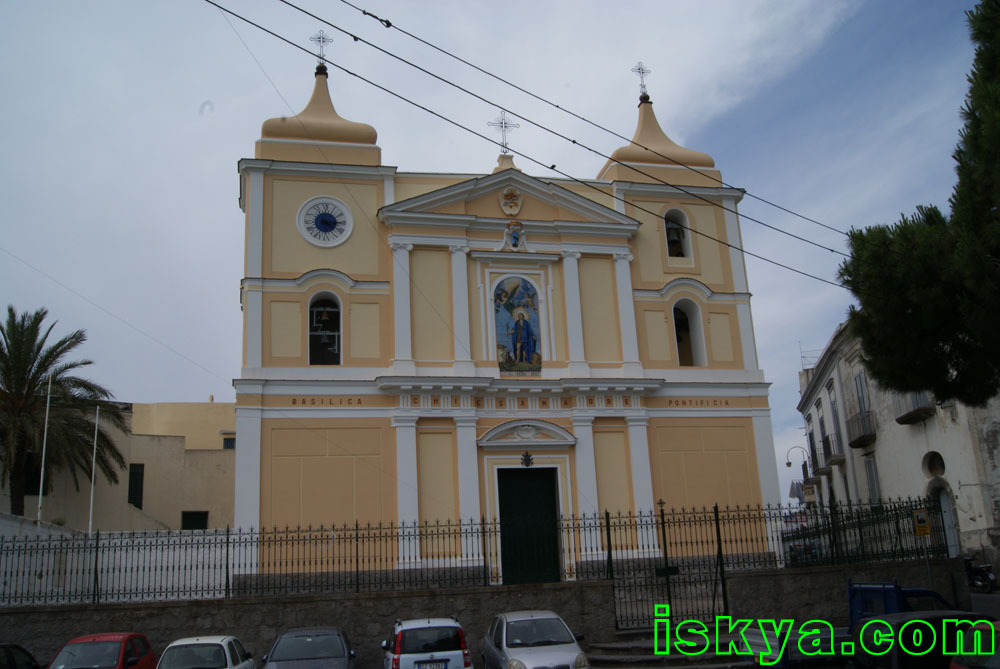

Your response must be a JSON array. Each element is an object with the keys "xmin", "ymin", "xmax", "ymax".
[
  {"xmin": 561, "ymin": 251, "xmax": 589, "ymax": 376},
  {"xmin": 393, "ymin": 415, "xmax": 420, "ymax": 563},
  {"xmin": 614, "ymin": 252, "xmax": 643, "ymax": 377},
  {"xmin": 391, "ymin": 243, "xmax": 415, "ymax": 375},
  {"xmin": 233, "ymin": 389, "xmax": 263, "ymax": 530},
  {"xmin": 245, "ymin": 289, "xmax": 263, "ymax": 370},
  {"xmin": 454, "ymin": 416, "xmax": 480, "ymax": 521},
  {"xmin": 626, "ymin": 416, "xmax": 654, "ymax": 512},
  {"xmin": 246, "ymin": 170, "xmax": 264, "ymax": 277},
  {"xmin": 450, "ymin": 245, "xmax": 475, "ymax": 376},
  {"xmin": 572, "ymin": 416, "xmax": 600, "ymax": 516},
  {"xmin": 752, "ymin": 414, "xmax": 781, "ymax": 506}
]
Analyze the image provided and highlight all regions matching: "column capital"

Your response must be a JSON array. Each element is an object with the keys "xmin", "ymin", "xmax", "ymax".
[
  {"xmin": 449, "ymin": 244, "xmax": 470, "ymax": 255},
  {"xmin": 625, "ymin": 415, "xmax": 649, "ymax": 427},
  {"xmin": 391, "ymin": 414, "xmax": 420, "ymax": 428},
  {"xmin": 561, "ymin": 250, "xmax": 582, "ymax": 260},
  {"xmin": 613, "ymin": 251, "xmax": 634, "ymax": 262},
  {"xmin": 453, "ymin": 415, "xmax": 479, "ymax": 427},
  {"xmin": 571, "ymin": 415, "xmax": 595, "ymax": 427},
  {"xmin": 390, "ymin": 242, "xmax": 413, "ymax": 252}
]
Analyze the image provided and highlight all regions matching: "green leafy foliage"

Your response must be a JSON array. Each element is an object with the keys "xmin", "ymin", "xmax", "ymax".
[
  {"xmin": 839, "ymin": 0, "xmax": 1000, "ymax": 406},
  {"xmin": 0, "ymin": 306, "xmax": 126, "ymax": 516}
]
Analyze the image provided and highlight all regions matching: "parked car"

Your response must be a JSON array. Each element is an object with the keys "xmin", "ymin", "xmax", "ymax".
[
  {"xmin": 482, "ymin": 611, "xmax": 587, "ymax": 669},
  {"xmin": 263, "ymin": 629, "xmax": 354, "ymax": 669},
  {"xmin": 1, "ymin": 643, "xmax": 42, "ymax": 669},
  {"xmin": 158, "ymin": 637, "xmax": 254, "ymax": 669},
  {"xmin": 381, "ymin": 617, "xmax": 472, "ymax": 669},
  {"xmin": 48, "ymin": 634, "xmax": 156, "ymax": 669},
  {"xmin": 949, "ymin": 621, "xmax": 1000, "ymax": 669}
]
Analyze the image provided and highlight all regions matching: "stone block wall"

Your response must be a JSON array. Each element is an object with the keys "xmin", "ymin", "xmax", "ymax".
[{"xmin": 1, "ymin": 580, "xmax": 615, "ymax": 668}]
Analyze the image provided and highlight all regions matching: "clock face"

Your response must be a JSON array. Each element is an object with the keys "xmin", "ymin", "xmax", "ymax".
[{"xmin": 297, "ymin": 197, "xmax": 353, "ymax": 247}]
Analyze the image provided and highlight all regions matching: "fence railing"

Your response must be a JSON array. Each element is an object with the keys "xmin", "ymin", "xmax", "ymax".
[{"xmin": 0, "ymin": 498, "xmax": 947, "ymax": 609}]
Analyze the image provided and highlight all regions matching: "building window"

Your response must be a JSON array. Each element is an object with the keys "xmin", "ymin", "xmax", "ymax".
[
  {"xmin": 664, "ymin": 209, "xmax": 691, "ymax": 258},
  {"xmin": 181, "ymin": 511, "xmax": 209, "ymax": 530},
  {"xmin": 222, "ymin": 437, "xmax": 235, "ymax": 450},
  {"xmin": 128, "ymin": 464, "xmax": 144, "ymax": 509},
  {"xmin": 854, "ymin": 371, "xmax": 871, "ymax": 412},
  {"xmin": 864, "ymin": 456, "xmax": 881, "ymax": 502},
  {"xmin": 309, "ymin": 297, "xmax": 341, "ymax": 365},
  {"xmin": 673, "ymin": 299, "xmax": 706, "ymax": 366}
]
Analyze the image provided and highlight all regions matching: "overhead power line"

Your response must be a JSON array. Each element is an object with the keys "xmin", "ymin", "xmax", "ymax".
[
  {"xmin": 204, "ymin": 0, "xmax": 846, "ymax": 290},
  {"xmin": 275, "ymin": 0, "xmax": 849, "ymax": 259},
  {"xmin": 336, "ymin": 0, "xmax": 849, "ymax": 238}
]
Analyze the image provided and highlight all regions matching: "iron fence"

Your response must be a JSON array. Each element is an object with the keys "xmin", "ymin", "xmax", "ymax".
[{"xmin": 0, "ymin": 498, "xmax": 947, "ymax": 626}]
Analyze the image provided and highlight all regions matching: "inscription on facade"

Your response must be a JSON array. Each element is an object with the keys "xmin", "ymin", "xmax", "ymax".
[
  {"xmin": 291, "ymin": 397, "xmax": 364, "ymax": 406},
  {"xmin": 665, "ymin": 398, "xmax": 732, "ymax": 407}
]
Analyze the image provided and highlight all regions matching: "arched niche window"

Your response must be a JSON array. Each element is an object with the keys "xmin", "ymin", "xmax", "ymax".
[
  {"xmin": 673, "ymin": 299, "xmax": 706, "ymax": 367},
  {"xmin": 664, "ymin": 209, "xmax": 692, "ymax": 259},
  {"xmin": 309, "ymin": 296, "xmax": 341, "ymax": 365}
]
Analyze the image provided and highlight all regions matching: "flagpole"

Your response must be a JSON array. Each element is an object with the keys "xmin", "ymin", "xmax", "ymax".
[
  {"xmin": 36, "ymin": 374, "xmax": 53, "ymax": 524},
  {"xmin": 88, "ymin": 405, "xmax": 100, "ymax": 535}
]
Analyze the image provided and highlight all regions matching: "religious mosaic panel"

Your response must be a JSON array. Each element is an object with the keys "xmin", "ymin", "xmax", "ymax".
[{"xmin": 494, "ymin": 276, "xmax": 541, "ymax": 375}]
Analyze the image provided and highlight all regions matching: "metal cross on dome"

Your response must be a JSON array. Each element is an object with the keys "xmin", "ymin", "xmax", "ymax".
[
  {"xmin": 488, "ymin": 110, "xmax": 520, "ymax": 155},
  {"xmin": 631, "ymin": 61, "xmax": 651, "ymax": 95},
  {"xmin": 310, "ymin": 30, "xmax": 334, "ymax": 63}
]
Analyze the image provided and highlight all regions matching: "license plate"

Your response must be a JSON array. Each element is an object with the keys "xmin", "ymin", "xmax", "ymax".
[{"xmin": 418, "ymin": 663, "xmax": 446, "ymax": 669}]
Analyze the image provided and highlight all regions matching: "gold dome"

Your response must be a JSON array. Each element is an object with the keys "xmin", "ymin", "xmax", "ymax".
[{"xmin": 607, "ymin": 94, "xmax": 714, "ymax": 169}]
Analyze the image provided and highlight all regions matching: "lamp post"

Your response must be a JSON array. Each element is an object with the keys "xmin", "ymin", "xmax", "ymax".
[{"xmin": 785, "ymin": 445, "xmax": 808, "ymax": 468}]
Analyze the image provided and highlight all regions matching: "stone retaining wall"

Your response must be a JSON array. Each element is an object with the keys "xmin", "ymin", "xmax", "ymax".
[{"xmin": 0, "ymin": 580, "xmax": 615, "ymax": 668}]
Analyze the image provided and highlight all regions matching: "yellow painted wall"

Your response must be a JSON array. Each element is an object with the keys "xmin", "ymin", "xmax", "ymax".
[
  {"xmin": 270, "ymin": 301, "xmax": 302, "ymax": 358},
  {"xmin": 417, "ymin": 430, "xmax": 458, "ymax": 523},
  {"xmin": 349, "ymin": 302, "xmax": 381, "ymax": 359},
  {"xmin": 132, "ymin": 402, "xmax": 236, "ymax": 451},
  {"xmin": 648, "ymin": 418, "xmax": 761, "ymax": 509},
  {"xmin": 578, "ymin": 257, "xmax": 621, "ymax": 362},
  {"xmin": 594, "ymin": 429, "xmax": 633, "ymax": 513},
  {"xmin": 640, "ymin": 307, "xmax": 671, "ymax": 364},
  {"xmin": 708, "ymin": 311, "xmax": 734, "ymax": 363},
  {"xmin": 267, "ymin": 178, "xmax": 383, "ymax": 279},
  {"xmin": 261, "ymin": 418, "xmax": 395, "ymax": 527},
  {"xmin": 410, "ymin": 248, "xmax": 453, "ymax": 362}
]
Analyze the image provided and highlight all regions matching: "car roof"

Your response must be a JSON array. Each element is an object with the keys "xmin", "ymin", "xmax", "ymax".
[
  {"xmin": 165, "ymin": 637, "xmax": 234, "ymax": 646},
  {"xmin": 66, "ymin": 634, "xmax": 134, "ymax": 644},
  {"xmin": 499, "ymin": 611, "xmax": 562, "ymax": 623},
  {"xmin": 396, "ymin": 618, "xmax": 462, "ymax": 630},
  {"xmin": 278, "ymin": 628, "xmax": 344, "ymax": 637}
]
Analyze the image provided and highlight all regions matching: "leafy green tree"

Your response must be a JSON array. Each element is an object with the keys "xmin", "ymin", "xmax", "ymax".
[
  {"xmin": 839, "ymin": 0, "xmax": 1000, "ymax": 406},
  {"xmin": 0, "ymin": 306, "xmax": 126, "ymax": 516}
]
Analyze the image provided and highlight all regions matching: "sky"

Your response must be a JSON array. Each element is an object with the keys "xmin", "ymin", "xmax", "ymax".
[{"xmin": 0, "ymin": 0, "xmax": 979, "ymax": 504}]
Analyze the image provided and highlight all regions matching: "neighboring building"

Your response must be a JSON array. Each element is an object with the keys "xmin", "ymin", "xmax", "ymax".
[
  {"xmin": 1, "ymin": 401, "xmax": 235, "ymax": 532},
  {"xmin": 232, "ymin": 61, "xmax": 780, "ymax": 540},
  {"xmin": 797, "ymin": 322, "xmax": 1000, "ymax": 562}
]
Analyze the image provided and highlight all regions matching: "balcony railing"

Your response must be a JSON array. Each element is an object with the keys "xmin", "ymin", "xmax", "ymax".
[
  {"xmin": 847, "ymin": 411, "xmax": 876, "ymax": 449},
  {"xmin": 893, "ymin": 391, "xmax": 935, "ymax": 424},
  {"xmin": 822, "ymin": 433, "xmax": 845, "ymax": 466}
]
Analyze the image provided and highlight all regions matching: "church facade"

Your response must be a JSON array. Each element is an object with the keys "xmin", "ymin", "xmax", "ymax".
[{"xmin": 233, "ymin": 63, "xmax": 779, "ymax": 535}]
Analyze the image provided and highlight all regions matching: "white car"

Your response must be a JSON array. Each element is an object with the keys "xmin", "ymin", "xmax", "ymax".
[
  {"xmin": 381, "ymin": 618, "xmax": 472, "ymax": 669},
  {"xmin": 482, "ymin": 611, "xmax": 588, "ymax": 669},
  {"xmin": 158, "ymin": 636, "xmax": 255, "ymax": 669}
]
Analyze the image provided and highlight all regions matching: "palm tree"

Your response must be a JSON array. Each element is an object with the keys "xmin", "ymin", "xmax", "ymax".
[{"xmin": 0, "ymin": 306, "xmax": 126, "ymax": 517}]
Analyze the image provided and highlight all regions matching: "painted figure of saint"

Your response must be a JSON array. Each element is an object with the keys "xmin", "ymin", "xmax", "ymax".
[
  {"xmin": 510, "ymin": 311, "xmax": 536, "ymax": 363},
  {"xmin": 494, "ymin": 276, "xmax": 541, "ymax": 373}
]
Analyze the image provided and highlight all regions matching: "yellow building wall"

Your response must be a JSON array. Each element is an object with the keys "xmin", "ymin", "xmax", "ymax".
[
  {"xmin": 270, "ymin": 301, "xmax": 302, "ymax": 358},
  {"xmin": 260, "ymin": 418, "xmax": 395, "ymax": 528},
  {"xmin": 410, "ymin": 248, "xmax": 453, "ymax": 362},
  {"xmin": 638, "ymin": 306, "xmax": 672, "ymax": 366},
  {"xmin": 266, "ymin": 177, "xmax": 384, "ymax": 279},
  {"xmin": 416, "ymin": 429, "xmax": 458, "ymax": 523},
  {"xmin": 578, "ymin": 257, "xmax": 621, "ymax": 363},
  {"xmin": 131, "ymin": 402, "xmax": 236, "ymax": 451},
  {"xmin": 594, "ymin": 429, "xmax": 633, "ymax": 514},
  {"xmin": 349, "ymin": 302, "xmax": 381, "ymax": 359},
  {"xmin": 648, "ymin": 417, "xmax": 761, "ymax": 509}
]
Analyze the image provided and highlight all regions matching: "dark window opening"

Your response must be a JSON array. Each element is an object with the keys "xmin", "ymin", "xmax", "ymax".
[
  {"xmin": 309, "ymin": 298, "xmax": 341, "ymax": 365},
  {"xmin": 222, "ymin": 437, "xmax": 235, "ymax": 450},
  {"xmin": 128, "ymin": 463, "xmax": 144, "ymax": 509},
  {"xmin": 674, "ymin": 307, "xmax": 693, "ymax": 366},
  {"xmin": 182, "ymin": 511, "xmax": 209, "ymax": 530},
  {"xmin": 23, "ymin": 452, "xmax": 47, "ymax": 497},
  {"xmin": 664, "ymin": 210, "xmax": 690, "ymax": 258}
]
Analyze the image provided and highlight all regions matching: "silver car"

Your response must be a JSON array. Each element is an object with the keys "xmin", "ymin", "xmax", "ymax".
[
  {"xmin": 482, "ymin": 611, "xmax": 588, "ymax": 669},
  {"xmin": 263, "ymin": 628, "xmax": 355, "ymax": 669}
]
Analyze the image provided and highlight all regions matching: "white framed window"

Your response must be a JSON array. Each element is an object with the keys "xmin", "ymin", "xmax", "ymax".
[
  {"xmin": 664, "ymin": 209, "xmax": 692, "ymax": 259},
  {"xmin": 309, "ymin": 295, "xmax": 341, "ymax": 365},
  {"xmin": 672, "ymin": 298, "xmax": 706, "ymax": 366}
]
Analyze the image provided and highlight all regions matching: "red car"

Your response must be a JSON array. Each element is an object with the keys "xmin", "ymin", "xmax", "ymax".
[{"xmin": 48, "ymin": 634, "xmax": 156, "ymax": 669}]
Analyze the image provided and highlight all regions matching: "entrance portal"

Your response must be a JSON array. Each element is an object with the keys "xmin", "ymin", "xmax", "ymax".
[{"xmin": 497, "ymin": 467, "xmax": 560, "ymax": 584}]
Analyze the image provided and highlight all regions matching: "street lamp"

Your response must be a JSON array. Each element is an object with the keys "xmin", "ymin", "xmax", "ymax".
[{"xmin": 785, "ymin": 445, "xmax": 808, "ymax": 468}]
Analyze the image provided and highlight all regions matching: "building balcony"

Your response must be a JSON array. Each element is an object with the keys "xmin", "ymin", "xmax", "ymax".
[
  {"xmin": 847, "ymin": 410, "xmax": 876, "ymax": 449},
  {"xmin": 802, "ymin": 460, "xmax": 821, "ymax": 486},
  {"xmin": 822, "ymin": 433, "xmax": 845, "ymax": 466},
  {"xmin": 893, "ymin": 391, "xmax": 936, "ymax": 424}
]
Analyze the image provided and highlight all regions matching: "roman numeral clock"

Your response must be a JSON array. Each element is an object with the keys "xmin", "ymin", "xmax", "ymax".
[{"xmin": 297, "ymin": 196, "xmax": 354, "ymax": 247}]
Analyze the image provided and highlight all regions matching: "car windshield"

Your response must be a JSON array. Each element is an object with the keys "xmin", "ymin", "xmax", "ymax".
[
  {"xmin": 51, "ymin": 642, "xmax": 121, "ymax": 669},
  {"xmin": 505, "ymin": 619, "xmax": 574, "ymax": 648},
  {"xmin": 159, "ymin": 644, "xmax": 228, "ymax": 669},
  {"xmin": 269, "ymin": 634, "xmax": 345, "ymax": 661},
  {"xmin": 399, "ymin": 628, "xmax": 462, "ymax": 654}
]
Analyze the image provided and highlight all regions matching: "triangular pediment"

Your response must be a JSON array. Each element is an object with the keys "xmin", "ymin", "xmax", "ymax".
[{"xmin": 379, "ymin": 169, "xmax": 638, "ymax": 235}]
